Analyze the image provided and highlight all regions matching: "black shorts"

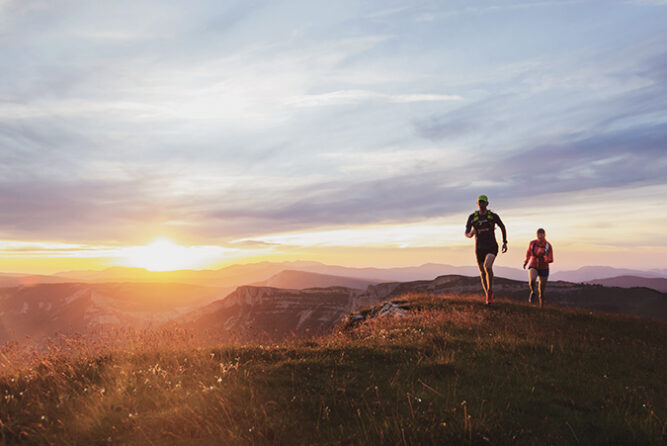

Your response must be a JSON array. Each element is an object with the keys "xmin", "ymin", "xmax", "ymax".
[
  {"xmin": 476, "ymin": 246, "xmax": 498, "ymax": 264},
  {"xmin": 529, "ymin": 267, "xmax": 549, "ymax": 278}
]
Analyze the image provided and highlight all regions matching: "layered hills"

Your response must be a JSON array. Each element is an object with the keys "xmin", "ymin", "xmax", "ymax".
[
  {"xmin": 181, "ymin": 275, "xmax": 667, "ymax": 341},
  {"xmin": 17, "ymin": 261, "xmax": 664, "ymax": 286},
  {"xmin": 4, "ymin": 261, "xmax": 666, "ymax": 291},
  {"xmin": 251, "ymin": 269, "xmax": 379, "ymax": 290},
  {"xmin": 1, "ymin": 270, "xmax": 665, "ymax": 344},
  {"xmin": 586, "ymin": 275, "xmax": 667, "ymax": 293}
]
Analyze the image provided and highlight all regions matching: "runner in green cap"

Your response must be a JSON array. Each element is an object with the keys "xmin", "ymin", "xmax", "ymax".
[{"xmin": 465, "ymin": 195, "xmax": 507, "ymax": 304}]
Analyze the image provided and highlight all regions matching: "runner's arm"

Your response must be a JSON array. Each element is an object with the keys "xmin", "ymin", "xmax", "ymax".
[
  {"xmin": 496, "ymin": 214, "xmax": 508, "ymax": 252},
  {"xmin": 523, "ymin": 241, "xmax": 533, "ymax": 269},
  {"xmin": 464, "ymin": 214, "xmax": 474, "ymax": 238},
  {"xmin": 496, "ymin": 214, "xmax": 508, "ymax": 244}
]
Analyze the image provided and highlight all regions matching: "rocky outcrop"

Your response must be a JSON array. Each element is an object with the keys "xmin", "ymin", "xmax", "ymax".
[{"xmin": 342, "ymin": 301, "xmax": 410, "ymax": 329}]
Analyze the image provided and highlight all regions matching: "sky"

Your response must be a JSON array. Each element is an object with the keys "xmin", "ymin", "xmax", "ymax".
[{"xmin": 1, "ymin": 0, "xmax": 666, "ymax": 273}]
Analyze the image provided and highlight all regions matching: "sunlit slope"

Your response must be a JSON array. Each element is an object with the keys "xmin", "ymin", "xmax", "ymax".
[{"xmin": 1, "ymin": 293, "xmax": 665, "ymax": 445}]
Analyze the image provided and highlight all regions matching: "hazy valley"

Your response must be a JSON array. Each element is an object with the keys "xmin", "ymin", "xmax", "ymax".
[{"xmin": 1, "ymin": 263, "xmax": 665, "ymax": 344}]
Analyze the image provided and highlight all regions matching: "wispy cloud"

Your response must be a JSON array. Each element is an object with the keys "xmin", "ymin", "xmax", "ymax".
[
  {"xmin": 625, "ymin": 0, "xmax": 667, "ymax": 5},
  {"xmin": 287, "ymin": 90, "xmax": 462, "ymax": 107},
  {"xmin": 415, "ymin": 0, "xmax": 587, "ymax": 22}
]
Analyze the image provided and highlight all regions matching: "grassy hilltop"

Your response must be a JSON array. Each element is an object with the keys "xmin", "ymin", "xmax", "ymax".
[{"xmin": 1, "ymin": 293, "xmax": 666, "ymax": 445}]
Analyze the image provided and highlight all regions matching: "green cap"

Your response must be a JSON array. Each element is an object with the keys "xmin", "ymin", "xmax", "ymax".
[{"xmin": 477, "ymin": 194, "xmax": 488, "ymax": 203}]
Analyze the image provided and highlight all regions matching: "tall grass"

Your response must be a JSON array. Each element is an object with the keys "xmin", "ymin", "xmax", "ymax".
[{"xmin": 1, "ymin": 293, "xmax": 666, "ymax": 445}]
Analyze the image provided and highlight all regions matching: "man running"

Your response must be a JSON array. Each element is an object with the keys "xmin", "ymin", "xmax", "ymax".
[
  {"xmin": 465, "ymin": 195, "xmax": 507, "ymax": 304},
  {"xmin": 523, "ymin": 228, "xmax": 553, "ymax": 308}
]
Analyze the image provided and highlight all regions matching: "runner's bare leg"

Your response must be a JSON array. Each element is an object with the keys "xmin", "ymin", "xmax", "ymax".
[
  {"xmin": 484, "ymin": 254, "xmax": 496, "ymax": 295},
  {"xmin": 538, "ymin": 276, "xmax": 547, "ymax": 308},
  {"xmin": 477, "ymin": 261, "xmax": 488, "ymax": 295},
  {"xmin": 528, "ymin": 268, "xmax": 538, "ymax": 301}
]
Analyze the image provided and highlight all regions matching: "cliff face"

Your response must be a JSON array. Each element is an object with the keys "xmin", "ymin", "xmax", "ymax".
[
  {"xmin": 0, "ymin": 284, "xmax": 135, "ymax": 342},
  {"xmin": 185, "ymin": 286, "xmax": 365, "ymax": 339}
]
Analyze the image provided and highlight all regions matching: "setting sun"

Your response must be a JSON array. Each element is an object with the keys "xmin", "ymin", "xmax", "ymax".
[{"xmin": 117, "ymin": 238, "xmax": 225, "ymax": 271}]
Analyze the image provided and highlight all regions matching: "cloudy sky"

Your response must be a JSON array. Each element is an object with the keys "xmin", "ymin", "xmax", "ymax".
[{"xmin": 1, "ymin": 0, "xmax": 666, "ymax": 273}]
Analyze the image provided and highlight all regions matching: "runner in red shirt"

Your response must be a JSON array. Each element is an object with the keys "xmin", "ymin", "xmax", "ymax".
[{"xmin": 523, "ymin": 228, "xmax": 553, "ymax": 308}]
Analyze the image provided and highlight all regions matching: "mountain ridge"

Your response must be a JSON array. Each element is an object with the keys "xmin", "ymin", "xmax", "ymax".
[
  {"xmin": 586, "ymin": 275, "xmax": 667, "ymax": 293},
  {"xmin": 179, "ymin": 274, "xmax": 667, "ymax": 341},
  {"xmin": 2, "ymin": 262, "xmax": 664, "ymax": 291},
  {"xmin": 2, "ymin": 273, "xmax": 665, "ymax": 344},
  {"xmin": 251, "ymin": 269, "xmax": 380, "ymax": 290}
]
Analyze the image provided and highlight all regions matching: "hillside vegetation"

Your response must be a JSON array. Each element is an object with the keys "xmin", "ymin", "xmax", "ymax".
[{"xmin": 1, "ymin": 293, "xmax": 665, "ymax": 445}]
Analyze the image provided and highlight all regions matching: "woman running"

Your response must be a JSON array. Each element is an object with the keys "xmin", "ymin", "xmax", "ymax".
[{"xmin": 523, "ymin": 228, "xmax": 553, "ymax": 308}]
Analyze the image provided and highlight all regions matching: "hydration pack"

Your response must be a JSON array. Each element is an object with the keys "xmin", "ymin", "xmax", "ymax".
[{"xmin": 472, "ymin": 210, "xmax": 495, "ymax": 223}]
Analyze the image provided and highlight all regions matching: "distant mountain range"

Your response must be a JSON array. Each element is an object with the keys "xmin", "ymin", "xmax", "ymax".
[
  {"xmin": 585, "ymin": 276, "xmax": 667, "ymax": 293},
  {"xmin": 2, "ymin": 261, "xmax": 665, "ymax": 344},
  {"xmin": 252, "ymin": 269, "xmax": 667, "ymax": 294},
  {"xmin": 0, "ymin": 273, "xmax": 76, "ymax": 287},
  {"xmin": 550, "ymin": 266, "xmax": 666, "ymax": 282},
  {"xmin": 251, "ymin": 270, "xmax": 380, "ymax": 290},
  {"xmin": 2, "ymin": 271, "xmax": 664, "ymax": 343},
  {"xmin": 2, "ymin": 261, "xmax": 662, "ymax": 288}
]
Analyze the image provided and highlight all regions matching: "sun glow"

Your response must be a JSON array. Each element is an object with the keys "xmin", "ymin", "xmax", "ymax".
[{"xmin": 118, "ymin": 238, "xmax": 225, "ymax": 271}]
